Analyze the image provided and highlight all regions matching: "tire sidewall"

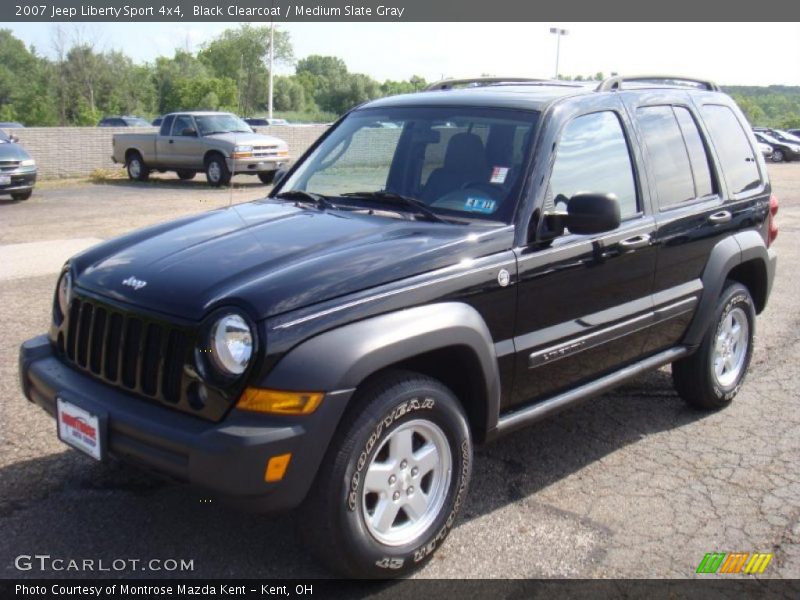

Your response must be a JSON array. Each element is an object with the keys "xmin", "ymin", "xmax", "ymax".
[
  {"xmin": 337, "ymin": 384, "xmax": 471, "ymax": 576},
  {"xmin": 707, "ymin": 285, "xmax": 755, "ymax": 403},
  {"xmin": 127, "ymin": 155, "xmax": 144, "ymax": 180},
  {"xmin": 772, "ymin": 149, "xmax": 784, "ymax": 163},
  {"xmin": 205, "ymin": 155, "xmax": 229, "ymax": 186}
]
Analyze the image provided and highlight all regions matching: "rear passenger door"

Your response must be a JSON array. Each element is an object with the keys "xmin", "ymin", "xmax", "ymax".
[
  {"xmin": 511, "ymin": 102, "xmax": 658, "ymax": 407},
  {"xmin": 626, "ymin": 94, "xmax": 767, "ymax": 354}
]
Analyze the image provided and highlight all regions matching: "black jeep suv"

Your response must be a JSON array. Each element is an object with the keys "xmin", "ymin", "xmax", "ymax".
[{"xmin": 20, "ymin": 75, "xmax": 778, "ymax": 578}]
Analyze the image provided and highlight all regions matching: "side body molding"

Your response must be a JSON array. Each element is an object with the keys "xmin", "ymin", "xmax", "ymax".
[
  {"xmin": 260, "ymin": 302, "xmax": 502, "ymax": 434},
  {"xmin": 683, "ymin": 230, "xmax": 774, "ymax": 346}
]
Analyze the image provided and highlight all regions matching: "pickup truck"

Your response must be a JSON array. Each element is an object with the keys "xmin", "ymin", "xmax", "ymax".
[{"xmin": 112, "ymin": 111, "xmax": 290, "ymax": 186}]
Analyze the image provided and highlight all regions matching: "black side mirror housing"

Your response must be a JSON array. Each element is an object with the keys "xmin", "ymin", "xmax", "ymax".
[
  {"xmin": 540, "ymin": 192, "xmax": 621, "ymax": 240},
  {"xmin": 565, "ymin": 192, "xmax": 621, "ymax": 234}
]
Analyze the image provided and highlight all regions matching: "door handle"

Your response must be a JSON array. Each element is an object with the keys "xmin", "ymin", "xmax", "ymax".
[
  {"xmin": 708, "ymin": 210, "xmax": 732, "ymax": 224},
  {"xmin": 168, "ymin": 139, "xmax": 174, "ymax": 144},
  {"xmin": 619, "ymin": 234, "xmax": 651, "ymax": 250}
]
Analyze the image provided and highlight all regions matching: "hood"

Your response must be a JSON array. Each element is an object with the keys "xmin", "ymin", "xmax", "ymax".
[
  {"xmin": 206, "ymin": 132, "xmax": 286, "ymax": 147},
  {"xmin": 72, "ymin": 200, "xmax": 512, "ymax": 322}
]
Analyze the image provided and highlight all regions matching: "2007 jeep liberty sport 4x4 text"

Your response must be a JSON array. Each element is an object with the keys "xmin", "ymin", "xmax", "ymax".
[{"xmin": 20, "ymin": 75, "xmax": 778, "ymax": 578}]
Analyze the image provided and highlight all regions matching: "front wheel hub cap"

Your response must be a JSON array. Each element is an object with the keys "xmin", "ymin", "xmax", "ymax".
[{"xmin": 360, "ymin": 418, "xmax": 452, "ymax": 546}]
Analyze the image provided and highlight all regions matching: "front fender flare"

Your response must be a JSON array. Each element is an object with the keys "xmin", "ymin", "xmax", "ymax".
[{"xmin": 260, "ymin": 302, "xmax": 502, "ymax": 432}]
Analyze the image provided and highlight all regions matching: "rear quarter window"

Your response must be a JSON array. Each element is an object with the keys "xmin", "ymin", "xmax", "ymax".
[{"xmin": 700, "ymin": 104, "xmax": 761, "ymax": 195}]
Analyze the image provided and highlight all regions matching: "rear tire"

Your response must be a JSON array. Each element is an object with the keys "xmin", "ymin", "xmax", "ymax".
[
  {"xmin": 300, "ymin": 371, "xmax": 472, "ymax": 578},
  {"xmin": 672, "ymin": 282, "xmax": 755, "ymax": 410},
  {"xmin": 771, "ymin": 149, "xmax": 785, "ymax": 163},
  {"xmin": 205, "ymin": 154, "xmax": 230, "ymax": 187},
  {"xmin": 11, "ymin": 189, "xmax": 32, "ymax": 201},
  {"xmin": 176, "ymin": 170, "xmax": 196, "ymax": 181},
  {"xmin": 126, "ymin": 152, "xmax": 150, "ymax": 181}
]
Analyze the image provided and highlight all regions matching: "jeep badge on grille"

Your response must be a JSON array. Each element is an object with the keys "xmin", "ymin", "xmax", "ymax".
[{"xmin": 122, "ymin": 276, "xmax": 147, "ymax": 290}]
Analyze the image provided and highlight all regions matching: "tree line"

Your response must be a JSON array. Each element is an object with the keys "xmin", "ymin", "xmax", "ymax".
[
  {"xmin": 0, "ymin": 25, "xmax": 428, "ymax": 125},
  {"xmin": 2, "ymin": 26, "xmax": 799, "ymax": 128}
]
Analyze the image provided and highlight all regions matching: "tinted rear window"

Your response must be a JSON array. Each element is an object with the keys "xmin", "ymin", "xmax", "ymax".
[{"xmin": 700, "ymin": 104, "xmax": 761, "ymax": 195}]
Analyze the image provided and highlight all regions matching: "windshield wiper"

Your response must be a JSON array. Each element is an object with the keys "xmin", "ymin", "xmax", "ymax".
[
  {"xmin": 341, "ymin": 191, "xmax": 447, "ymax": 223},
  {"xmin": 274, "ymin": 189, "xmax": 332, "ymax": 210}
]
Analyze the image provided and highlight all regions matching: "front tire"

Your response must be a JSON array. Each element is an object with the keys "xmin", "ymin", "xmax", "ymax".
[
  {"xmin": 11, "ymin": 189, "xmax": 32, "ymax": 201},
  {"xmin": 672, "ymin": 282, "xmax": 755, "ymax": 410},
  {"xmin": 258, "ymin": 171, "xmax": 276, "ymax": 185},
  {"xmin": 300, "ymin": 371, "xmax": 472, "ymax": 578},
  {"xmin": 205, "ymin": 154, "xmax": 231, "ymax": 187},
  {"xmin": 126, "ymin": 152, "xmax": 150, "ymax": 181},
  {"xmin": 772, "ymin": 149, "xmax": 785, "ymax": 163}
]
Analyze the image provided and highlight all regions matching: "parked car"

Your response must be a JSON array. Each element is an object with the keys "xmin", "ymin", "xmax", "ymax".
[
  {"xmin": 151, "ymin": 116, "xmax": 164, "ymax": 127},
  {"xmin": 0, "ymin": 138, "xmax": 37, "ymax": 200},
  {"xmin": 244, "ymin": 117, "xmax": 289, "ymax": 126},
  {"xmin": 757, "ymin": 141, "xmax": 774, "ymax": 159},
  {"xmin": 112, "ymin": 111, "xmax": 290, "ymax": 186},
  {"xmin": 753, "ymin": 131, "xmax": 800, "ymax": 162},
  {"xmin": 0, "ymin": 121, "xmax": 24, "ymax": 128},
  {"xmin": 98, "ymin": 116, "xmax": 153, "ymax": 127},
  {"xmin": 21, "ymin": 75, "xmax": 777, "ymax": 578},
  {"xmin": 788, "ymin": 129, "xmax": 800, "ymax": 138}
]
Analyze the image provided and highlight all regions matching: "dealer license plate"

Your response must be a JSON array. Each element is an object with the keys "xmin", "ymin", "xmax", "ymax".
[{"xmin": 57, "ymin": 398, "xmax": 102, "ymax": 460}]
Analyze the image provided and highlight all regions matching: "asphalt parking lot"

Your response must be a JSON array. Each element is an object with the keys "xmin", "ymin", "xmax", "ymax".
[{"xmin": 1, "ymin": 168, "xmax": 798, "ymax": 580}]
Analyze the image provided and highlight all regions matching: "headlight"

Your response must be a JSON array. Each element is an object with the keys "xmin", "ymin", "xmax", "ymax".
[
  {"xmin": 20, "ymin": 158, "xmax": 35, "ymax": 167},
  {"xmin": 209, "ymin": 313, "xmax": 253, "ymax": 376},
  {"xmin": 234, "ymin": 145, "xmax": 254, "ymax": 153},
  {"xmin": 57, "ymin": 270, "xmax": 72, "ymax": 316}
]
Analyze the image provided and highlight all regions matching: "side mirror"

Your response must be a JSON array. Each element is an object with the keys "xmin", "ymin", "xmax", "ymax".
[
  {"xmin": 540, "ymin": 192, "xmax": 621, "ymax": 241},
  {"xmin": 564, "ymin": 192, "xmax": 621, "ymax": 235},
  {"xmin": 272, "ymin": 165, "xmax": 289, "ymax": 188},
  {"xmin": 9, "ymin": 134, "xmax": 19, "ymax": 143},
  {"xmin": 182, "ymin": 127, "xmax": 197, "ymax": 137}
]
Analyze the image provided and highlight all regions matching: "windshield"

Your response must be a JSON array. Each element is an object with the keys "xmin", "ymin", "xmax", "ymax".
[
  {"xmin": 771, "ymin": 129, "xmax": 800, "ymax": 144},
  {"xmin": 195, "ymin": 114, "xmax": 253, "ymax": 135},
  {"xmin": 280, "ymin": 106, "xmax": 539, "ymax": 223}
]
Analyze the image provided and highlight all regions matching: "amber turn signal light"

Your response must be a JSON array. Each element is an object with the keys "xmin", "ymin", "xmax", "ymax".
[
  {"xmin": 237, "ymin": 388, "xmax": 324, "ymax": 415},
  {"xmin": 265, "ymin": 452, "xmax": 292, "ymax": 482}
]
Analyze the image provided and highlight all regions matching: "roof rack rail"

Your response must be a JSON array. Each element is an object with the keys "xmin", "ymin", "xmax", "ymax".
[
  {"xmin": 425, "ymin": 77, "xmax": 552, "ymax": 91},
  {"xmin": 595, "ymin": 75, "xmax": 721, "ymax": 93}
]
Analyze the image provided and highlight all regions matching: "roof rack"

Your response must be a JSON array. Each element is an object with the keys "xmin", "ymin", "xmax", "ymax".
[
  {"xmin": 425, "ymin": 77, "xmax": 555, "ymax": 91},
  {"xmin": 596, "ymin": 75, "xmax": 721, "ymax": 93}
]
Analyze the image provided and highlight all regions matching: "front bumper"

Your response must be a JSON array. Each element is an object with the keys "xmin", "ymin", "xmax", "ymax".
[
  {"xmin": 0, "ymin": 170, "xmax": 36, "ymax": 193},
  {"xmin": 226, "ymin": 157, "xmax": 286, "ymax": 175},
  {"xmin": 19, "ymin": 335, "xmax": 352, "ymax": 512}
]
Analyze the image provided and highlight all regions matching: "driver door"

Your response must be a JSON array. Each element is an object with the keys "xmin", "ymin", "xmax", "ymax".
[{"xmin": 510, "ymin": 106, "xmax": 658, "ymax": 408}]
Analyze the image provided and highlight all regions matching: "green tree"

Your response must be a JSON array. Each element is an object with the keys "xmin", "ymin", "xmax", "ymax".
[{"xmin": 199, "ymin": 24, "xmax": 293, "ymax": 116}]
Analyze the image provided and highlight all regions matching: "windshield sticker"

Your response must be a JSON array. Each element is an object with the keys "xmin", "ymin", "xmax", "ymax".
[
  {"xmin": 490, "ymin": 167, "xmax": 509, "ymax": 184},
  {"xmin": 465, "ymin": 197, "xmax": 497, "ymax": 214}
]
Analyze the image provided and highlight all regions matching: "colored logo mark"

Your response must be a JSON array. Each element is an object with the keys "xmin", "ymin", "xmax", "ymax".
[{"xmin": 696, "ymin": 552, "xmax": 773, "ymax": 574}]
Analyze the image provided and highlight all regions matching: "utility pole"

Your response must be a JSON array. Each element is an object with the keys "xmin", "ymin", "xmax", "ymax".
[
  {"xmin": 268, "ymin": 20, "xmax": 274, "ymax": 121},
  {"xmin": 549, "ymin": 27, "xmax": 569, "ymax": 79}
]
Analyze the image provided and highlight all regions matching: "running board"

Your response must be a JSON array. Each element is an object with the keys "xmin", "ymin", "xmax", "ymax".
[{"xmin": 494, "ymin": 346, "xmax": 689, "ymax": 437}]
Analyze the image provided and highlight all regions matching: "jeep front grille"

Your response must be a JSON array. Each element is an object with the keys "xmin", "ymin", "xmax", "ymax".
[{"xmin": 61, "ymin": 295, "xmax": 189, "ymax": 406}]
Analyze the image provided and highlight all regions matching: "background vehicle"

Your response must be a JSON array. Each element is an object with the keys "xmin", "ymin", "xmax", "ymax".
[
  {"xmin": 244, "ymin": 117, "xmax": 289, "ymax": 126},
  {"xmin": 152, "ymin": 116, "xmax": 164, "ymax": 127},
  {"xmin": 112, "ymin": 112, "xmax": 290, "ymax": 186},
  {"xmin": 753, "ymin": 130, "xmax": 800, "ymax": 162},
  {"xmin": 0, "ymin": 140, "xmax": 36, "ymax": 200},
  {"xmin": 98, "ymin": 116, "xmax": 153, "ymax": 127},
  {"xmin": 21, "ymin": 76, "xmax": 777, "ymax": 578},
  {"xmin": 757, "ymin": 140, "xmax": 774, "ymax": 159},
  {"xmin": 788, "ymin": 128, "xmax": 800, "ymax": 138},
  {"xmin": 0, "ymin": 121, "xmax": 24, "ymax": 129}
]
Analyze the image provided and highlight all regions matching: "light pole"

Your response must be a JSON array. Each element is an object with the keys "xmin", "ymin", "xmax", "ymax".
[
  {"xmin": 268, "ymin": 20, "xmax": 275, "ymax": 121},
  {"xmin": 549, "ymin": 27, "xmax": 568, "ymax": 79}
]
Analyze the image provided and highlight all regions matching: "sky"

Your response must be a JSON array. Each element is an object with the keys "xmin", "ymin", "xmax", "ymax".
[{"xmin": 6, "ymin": 22, "xmax": 800, "ymax": 86}]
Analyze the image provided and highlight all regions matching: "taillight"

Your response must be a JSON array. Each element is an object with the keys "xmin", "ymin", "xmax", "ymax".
[{"xmin": 768, "ymin": 194, "xmax": 779, "ymax": 247}]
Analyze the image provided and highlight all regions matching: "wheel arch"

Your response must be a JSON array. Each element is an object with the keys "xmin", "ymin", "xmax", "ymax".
[
  {"xmin": 259, "ymin": 303, "xmax": 501, "ymax": 442},
  {"xmin": 683, "ymin": 230, "xmax": 773, "ymax": 346}
]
